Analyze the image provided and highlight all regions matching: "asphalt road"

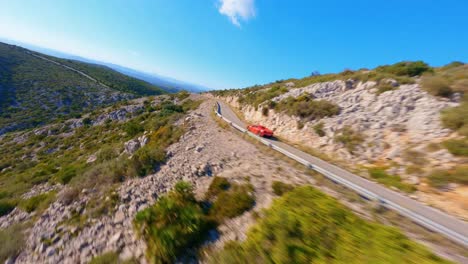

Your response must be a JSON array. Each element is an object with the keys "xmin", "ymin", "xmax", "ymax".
[{"xmin": 217, "ymin": 100, "xmax": 468, "ymax": 247}]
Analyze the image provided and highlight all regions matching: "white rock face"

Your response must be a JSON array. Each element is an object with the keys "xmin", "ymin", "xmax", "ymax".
[{"xmin": 225, "ymin": 80, "xmax": 459, "ymax": 167}]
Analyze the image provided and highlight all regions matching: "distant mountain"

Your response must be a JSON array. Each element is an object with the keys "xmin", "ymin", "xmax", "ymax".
[
  {"xmin": 0, "ymin": 38, "xmax": 210, "ymax": 93},
  {"xmin": 104, "ymin": 63, "xmax": 209, "ymax": 93},
  {"xmin": 0, "ymin": 42, "xmax": 167, "ymax": 134}
]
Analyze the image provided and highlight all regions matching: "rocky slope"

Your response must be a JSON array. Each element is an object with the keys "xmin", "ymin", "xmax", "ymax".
[
  {"xmin": 1, "ymin": 96, "xmax": 465, "ymax": 263},
  {"xmin": 219, "ymin": 79, "xmax": 468, "ymax": 219}
]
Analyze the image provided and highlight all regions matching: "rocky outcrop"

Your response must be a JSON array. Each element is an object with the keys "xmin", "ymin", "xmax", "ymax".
[{"xmin": 226, "ymin": 81, "xmax": 458, "ymax": 165}]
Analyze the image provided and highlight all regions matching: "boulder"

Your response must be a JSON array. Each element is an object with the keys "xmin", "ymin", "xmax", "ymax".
[{"xmin": 124, "ymin": 139, "xmax": 141, "ymax": 154}]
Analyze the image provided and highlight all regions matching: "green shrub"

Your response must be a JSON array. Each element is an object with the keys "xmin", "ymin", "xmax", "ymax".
[
  {"xmin": 428, "ymin": 166, "xmax": 468, "ymax": 188},
  {"xmin": 206, "ymin": 177, "xmax": 231, "ymax": 199},
  {"xmin": 57, "ymin": 165, "xmax": 78, "ymax": 184},
  {"xmin": 238, "ymin": 85, "xmax": 288, "ymax": 108},
  {"xmin": 208, "ymin": 186, "xmax": 448, "ymax": 264},
  {"xmin": 209, "ymin": 183, "xmax": 255, "ymax": 222},
  {"xmin": 82, "ymin": 117, "xmax": 92, "ymax": 126},
  {"xmin": 441, "ymin": 102, "xmax": 468, "ymax": 136},
  {"xmin": 124, "ymin": 121, "xmax": 144, "ymax": 137},
  {"xmin": 89, "ymin": 252, "xmax": 119, "ymax": 264},
  {"xmin": 131, "ymin": 147, "xmax": 166, "ymax": 177},
  {"xmin": 443, "ymin": 139, "xmax": 468, "ymax": 156},
  {"xmin": 261, "ymin": 106, "xmax": 269, "ymax": 116},
  {"xmin": 376, "ymin": 83, "xmax": 396, "ymax": 94},
  {"xmin": 18, "ymin": 191, "xmax": 56, "ymax": 213},
  {"xmin": 97, "ymin": 146, "xmax": 118, "ymax": 162},
  {"xmin": 421, "ymin": 76, "xmax": 453, "ymax": 97},
  {"xmin": 0, "ymin": 200, "xmax": 16, "ymax": 217},
  {"xmin": 313, "ymin": 122, "xmax": 326, "ymax": 137},
  {"xmin": 334, "ymin": 126, "xmax": 364, "ymax": 153},
  {"xmin": 275, "ymin": 95, "xmax": 340, "ymax": 121},
  {"xmin": 175, "ymin": 91, "xmax": 190, "ymax": 101},
  {"xmin": 376, "ymin": 61, "xmax": 432, "ymax": 77},
  {"xmin": 134, "ymin": 182, "xmax": 209, "ymax": 264},
  {"xmin": 272, "ymin": 181, "xmax": 294, "ymax": 196},
  {"xmin": 368, "ymin": 168, "xmax": 416, "ymax": 193},
  {"xmin": 0, "ymin": 224, "xmax": 25, "ymax": 262}
]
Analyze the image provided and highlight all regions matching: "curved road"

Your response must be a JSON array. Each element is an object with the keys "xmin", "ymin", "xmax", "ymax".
[{"xmin": 217, "ymin": 100, "xmax": 468, "ymax": 247}]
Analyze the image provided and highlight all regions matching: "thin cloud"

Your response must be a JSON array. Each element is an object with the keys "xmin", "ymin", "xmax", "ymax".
[{"xmin": 218, "ymin": 0, "xmax": 256, "ymax": 27}]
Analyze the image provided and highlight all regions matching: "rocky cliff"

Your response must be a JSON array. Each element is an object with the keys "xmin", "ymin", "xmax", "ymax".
[{"xmin": 220, "ymin": 79, "xmax": 468, "ymax": 219}]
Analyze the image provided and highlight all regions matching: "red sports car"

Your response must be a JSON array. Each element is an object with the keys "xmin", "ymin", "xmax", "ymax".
[{"xmin": 247, "ymin": 125, "xmax": 274, "ymax": 137}]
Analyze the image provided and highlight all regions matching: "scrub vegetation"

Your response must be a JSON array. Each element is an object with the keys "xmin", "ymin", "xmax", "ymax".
[
  {"xmin": 134, "ymin": 177, "xmax": 255, "ymax": 263},
  {"xmin": 0, "ymin": 96, "xmax": 200, "ymax": 217},
  {"xmin": 208, "ymin": 186, "xmax": 450, "ymax": 264}
]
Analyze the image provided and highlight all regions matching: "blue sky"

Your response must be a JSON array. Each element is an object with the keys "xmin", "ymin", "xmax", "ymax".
[{"xmin": 0, "ymin": 0, "xmax": 467, "ymax": 89}]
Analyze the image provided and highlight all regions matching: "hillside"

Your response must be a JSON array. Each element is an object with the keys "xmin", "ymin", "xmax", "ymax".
[
  {"xmin": 1, "ymin": 93, "xmax": 461, "ymax": 263},
  {"xmin": 0, "ymin": 42, "xmax": 167, "ymax": 134},
  {"xmin": 214, "ymin": 61, "xmax": 468, "ymax": 219}
]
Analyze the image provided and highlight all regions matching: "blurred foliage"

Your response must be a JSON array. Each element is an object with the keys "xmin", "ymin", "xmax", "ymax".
[
  {"xmin": 208, "ymin": 186, "xmax": 450, "ymax": 264},
  {"xmin": 313, "ymin": 122, "xmax": 326, "ymax": 137},
  {"xmin": 441, "ymin": 102, "xmax": 468, "ymax": 136},
  {"xmin": 208, "ymin": 182, "xmax": 255, "ymax": 222},
  {"xmin": 271, "ymin": 181, "xmax": 294, "ymax": 196},
  {"xmin": 205, "ymin": 176, "xmax": 230, "ymax": 199},
  {"xmin": 18, "ymin": 191, "xmax": 56, "ymax": 213},
  {"xmin": 89, "ymin": 251, "xmax": 138, "ymax": 264},
  {"xmin": 134, "ymin": 182, "xmax": 210, "ymax": 264},
  {"xmin": 428, "ymin": 166, "xmax": 468, "ymax": 188},
  {"xmin": 367, "ymin": 167, "xmax": 416, "ymax": 193},
  {"xmin": 442, "ymin": 139, "xmax": 468, "ymax": 156},
  {"xmin": 333, "ymin": 126, "xmax": 364, "ymax": 153},
  {"xmin": 0, "ymin": 224, "xmax": 25, "ymax": 262}
]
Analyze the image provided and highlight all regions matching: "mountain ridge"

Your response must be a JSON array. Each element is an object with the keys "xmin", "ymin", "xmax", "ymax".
[{"xmin": 0, "ymin": 42, "xmax": 167, "ymax": 134}]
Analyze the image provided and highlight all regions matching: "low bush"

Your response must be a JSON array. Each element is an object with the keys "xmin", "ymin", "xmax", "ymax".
[
  {"xmin": 124, "ymin": 121, "xmax": 144, "ymax": 137},
  {"xmin": 272, "ymin": 181, "xmax": 294, "ymax": 196},
  {"xmin": 59, "ymin": 187, "xmax": 80, "ymax": 205},
  {"xmin": 334, "ymin": 126, "xmax": 364, "ymax": 153},
  {"xmin": 275, "ymin": 95, "xmax": 340, "ymax": 121},
  {"xmin": 205, "ymin": 176, "xmax": 230, "ymax": 199},
  {"xmin": 97, "ymin": 146, "xmax": 118, "ymax": 162},
  {"xmin": 56, "ymin": 165, "xmax": 78, "ymax": 184},
  {"xmin": 89, "ymin": 251, "xmax": 138, "ymax": 264},
  {"xmin": 441, "ymin": 102, "xmax": 468, "ymax": 135},
  {"xmin": 376, "ymin": 61, "xmax": 432, "ymax": 77},
  {"xmin": 421, "ymin": 76, "xmax": 453, "ymax": 97},
  {"xmin": 18, "ymin": 191, "xmax": 56, "ymax": 213},
  {"xmin": 89, "ymin": 252, "xmax": 119, "ymax": 264},
  {"xmin": 175, "ymin": 90, "xmax": 190, "ymax": 101},
  {"xmin": 0, "ymin": 224, "xmax": 25, "ymax": 262},
  {"xmin": 368, "ymin": 168, "xmax": 416, "ymax": 193},
  {"xmin": 208, "ymin": 186, "xmax": 447, "ymax": 264},
  {"xmin": 209, "ymin": 183, "xmax": 255, "ymax": 222},
  {"xmin": 134, "ymin": 182, "xmax": 209, "ymax": 264},
  {"xmin": 376, "ymin": 83, "xmax": 396, "ymax": 95},
  {"xmin": 0, "ymin": 200, "xmax": 16, "ymax": 217},
  {"xmin": 261, "ymin": 106, "xmax": 269, "ymax": 116},
  {"xmin": 238, "ymin": 85, "xmax": 288, "ymax": 108},
  {"xmin": 130, "ymin": 147, "xmax": 166, "ymax": 177},
  {"xmin": 443, "ymin": 139, "xmax": 468, "ymax": 156},
  {"xmin": 313, "ymin": 122, "xmax": 325, "ymax": 137},
  {"xmin": 428, "ymin": 166, "xmax": 468, "ymax": 188},
  {"xmin": 402, "ymin": 149, "xmax": 428, "ymax": 165}
]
